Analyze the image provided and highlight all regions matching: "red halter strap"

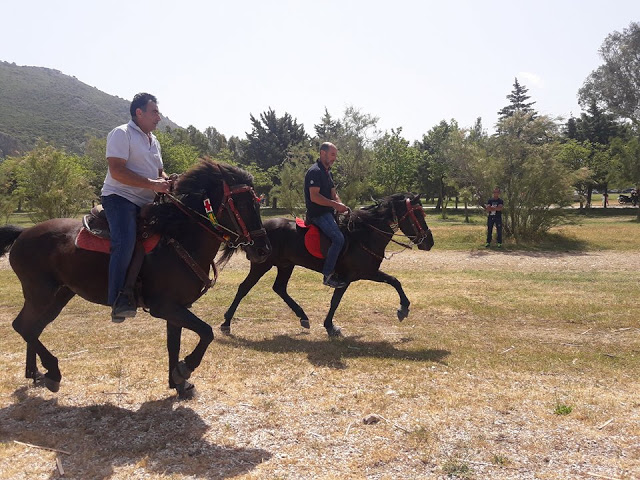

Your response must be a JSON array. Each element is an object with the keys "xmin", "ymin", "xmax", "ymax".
[
  {"xmin": 397, "ymin": 198, "xmax": 428, "ymax": 240},
  {"xmin": 215, "ymin": 182, "xmax": 266, "ymax": 247}
]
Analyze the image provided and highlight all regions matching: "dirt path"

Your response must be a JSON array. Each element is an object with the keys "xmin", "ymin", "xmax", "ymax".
[
  {"xmin": 386, "ymin": 249, "xmax": 640, "ymax": 272},
  {"xmin": 2, "ymin": 249, "xmax": 639, "ymax": 273}
]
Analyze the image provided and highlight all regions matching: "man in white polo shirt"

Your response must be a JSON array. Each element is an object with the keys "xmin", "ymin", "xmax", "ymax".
[{"xmin": 101, "ymin": 93, "xmax": 172, "ymax": 322}]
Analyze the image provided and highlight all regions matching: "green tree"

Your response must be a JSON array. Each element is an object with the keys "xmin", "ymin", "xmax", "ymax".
[
  {"xmin": 497, "ymin": 78, "xmax": 537, "ymax": 123},
  {"xmin": 373, "ymin": 128, "xmax": 421, "ymax": 195},
  {"xmin": 610, "ymin": 136, "xmax": 640, "ymax": 220},
  {"xmin": 15, "ymin": 142, "xmax": 95, "ymax": 221},
  {"xmin": 227, "ymin": 136, "xmax": 247, "ymax": 165},
  {"xmin": 444, "ymin": 127, "xmax": 488, "ymax": 222},
  {"xmin": 314, "ymin": 108, "xmax": 343, "ymax": 142},
  {"xmin": 269, "ymin": 144, "xmax": 315, "ymax": 216},
  {"xmin": 81, "ymin": 135, "xmax": 108, "ymax": 198},
  {"xmin": 0, "ymin": 156, "xmax": 20, "ymax": 222},
  {"xmin": 416, "ymin": 120, "xmax": 460, "ymax": 214},
  {"xmin": 564, "ymin": 101, "xmax": 626, "ymax": 206},
  {"xmin": 314, "ymin": 106, "xmax": 380, "ymax": 206},
  {"xmin": 245, "ymin": 108, "xmax": 308, "ymax": 171},
  {"xmin": 578, "ymin": 22, "xmax": 640, "ymax": 127},
  {"xmin": 556, "ymin": 139, "xmax": 592, "ymax": 211},
  {"xmin": 204, "ymin": 127, "xmax": 228, "ymax": 155},
  {"xmin": 155, "ymin": 131, "xmax": 200, "ymax": 174},
  {"xmin": 489, "ymin": 113, "xmax": 573, "ymax": 240}
]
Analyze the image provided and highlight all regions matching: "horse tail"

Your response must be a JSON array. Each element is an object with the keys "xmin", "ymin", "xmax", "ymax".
[
  {"xmin": 0, "ymin": 225, "xmax": 24, "ymax": 258},
  {"xmin": 215, "ymin": 243, "xmax": 240, "ymax": 268}
]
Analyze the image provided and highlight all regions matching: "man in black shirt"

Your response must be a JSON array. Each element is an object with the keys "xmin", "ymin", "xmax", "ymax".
[
  {"xmin": 304, "ymin": 142, "xmax": 349, "ymax": 288},
  {"xmin": 485, "ymin": 187, "xmax": 504, "ymax": 248}
]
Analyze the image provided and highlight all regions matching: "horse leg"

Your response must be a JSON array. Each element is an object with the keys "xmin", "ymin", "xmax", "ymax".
[
  {"xmin": 166, "ymin": 323, "xmax": 182, "ymax": 390},
  {"xmin": 149, "ymin": 302, "xmax": 214, "ymax": 398},
  {"xmin": 25, "ymin": 342, "xmax": 40, "ymax": 382},
  {"xmin": 272, "ymin": 265, "xmax": 310, "ymax": 328},
  {"xmin": 324, "ymin": 285, "xmax": 349, "ymax": 337},
  {"xmin": 221, "ymin": 261, "xmax": 272, "ymax": 334},
  {"xmin": 13, "ymin": 287, "xmax": 75, "ymax": 392},
  {"xmin": 364, "ymin": 270, "xmax": 411, "ymax": 321}
]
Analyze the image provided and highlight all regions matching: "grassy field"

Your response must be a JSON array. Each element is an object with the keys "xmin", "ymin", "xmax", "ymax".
[{"xmin": 0, "ymin": 209, "xmax": 638, "ymax": 479}]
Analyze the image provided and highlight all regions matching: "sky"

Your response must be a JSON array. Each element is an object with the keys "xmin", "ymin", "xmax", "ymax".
[{"xmin": 2, "ymin": 1, "xmax": 639, "ymax": 142}]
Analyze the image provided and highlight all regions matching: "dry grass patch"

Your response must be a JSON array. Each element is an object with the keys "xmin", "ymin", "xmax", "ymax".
[{"xmin": 0, "ymin": 250, "xmax": 639, "ymax": 479}]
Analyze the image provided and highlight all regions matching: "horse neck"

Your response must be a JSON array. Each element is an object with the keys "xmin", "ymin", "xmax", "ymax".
[
  {"xmin": 353, "ymin": 212, "xmax": 394, "ymax": 251},
  {"xmin": 173, "ymin": 222, "xmax": 221, "ymax": 265}
]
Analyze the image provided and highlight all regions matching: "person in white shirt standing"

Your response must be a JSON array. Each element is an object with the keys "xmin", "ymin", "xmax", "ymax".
[{"xmin": 101, "ymin": 93, "xmax": 172, "ymax": 322}]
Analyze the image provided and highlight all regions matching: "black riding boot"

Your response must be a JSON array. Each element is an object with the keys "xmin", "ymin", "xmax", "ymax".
[{"xmin": 111, "ymin": 241, "xmax": 145, "ymax": 323}]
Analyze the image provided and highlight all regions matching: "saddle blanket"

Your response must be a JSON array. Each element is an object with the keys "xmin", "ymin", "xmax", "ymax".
[
  {"xmin": 75, "ymin": 228, "xmax": 161, "ymax": 255},
  {"xmin": 295, "ymin": 218, "xmax": 324, "ymax": 259}
]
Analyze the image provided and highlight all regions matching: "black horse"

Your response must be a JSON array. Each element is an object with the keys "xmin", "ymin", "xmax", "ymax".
[
  {"xmin": 219, "ymin": 193, "xmax": 434, "ymax": 336},
  {"xmin": 0, "ymin": 160, "xmax": 271, "ymax": 397}
]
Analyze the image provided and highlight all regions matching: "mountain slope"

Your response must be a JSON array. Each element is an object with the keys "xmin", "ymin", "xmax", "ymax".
[{"xmin": 0, "ymin": 61, "xmax": 179, "ymax": 156}]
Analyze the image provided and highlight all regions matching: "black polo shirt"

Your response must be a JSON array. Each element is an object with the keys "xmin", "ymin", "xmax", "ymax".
[{"xmin": 304, "ymin": 159, "xmax": 335, "ymax": 219}]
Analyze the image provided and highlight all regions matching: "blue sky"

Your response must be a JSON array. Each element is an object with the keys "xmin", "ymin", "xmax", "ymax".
[{"xmin": 2, "ymin": 1, "xmax": 639, "ymax": 141}]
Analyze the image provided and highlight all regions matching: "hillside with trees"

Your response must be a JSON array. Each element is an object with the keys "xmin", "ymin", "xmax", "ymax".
[{"xmin": 0, "ymin": 61, "xmax": 179, "ymax": 156}]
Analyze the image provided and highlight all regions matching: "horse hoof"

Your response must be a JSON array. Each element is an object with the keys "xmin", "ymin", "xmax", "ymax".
[
  {"xmin": 171, "ymin": 361, "xmax": 193, "ymax": 385},
  {"xmin": 300, "ymin": 318, "xmax": 310, "ymax": 329},
  {"xmin": 327, "ymin": 326, "xmax": 343, "ymax": 337},
  {"xmin": 220, "ymin": 324, "xmax": 231, "ymax": 335},
  {"xmin": 175, "ymin": 381, "xmax": 196, "ymax": 400},
  {"xmin": 29, "ymin": 371, "xmax": 45, "ymax": 387},
  {"xmin": 44, "ymin": 376, "xmax": 60, "ymax": 393},
  {"xmin": 397, "ymin": 306, "xmax": 409, "ymax": 321}
]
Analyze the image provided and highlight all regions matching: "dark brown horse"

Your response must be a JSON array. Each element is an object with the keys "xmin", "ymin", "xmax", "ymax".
[
  {"xmin": 219, "ymin": 193, "xmax": 434, "ymax": 336},
  {"xmin": 0, "ymin": 160, "xmax": 271, "ymax": 397}
]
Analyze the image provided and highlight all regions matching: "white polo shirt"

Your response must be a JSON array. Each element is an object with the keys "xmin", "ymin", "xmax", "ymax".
[{"xmin": 101, "ymin": 120, "xmax": 163, "ymax": 207}]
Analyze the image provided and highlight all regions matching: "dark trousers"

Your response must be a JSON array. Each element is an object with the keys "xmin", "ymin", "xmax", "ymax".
[
  {"xmin": 487, "ymin": 215, "xmax": 502, "ymax": 244},
  {"xmin": 310, "ymin": 212, "xmax": 345, "ymax": 277},
  {"xmin": 102, "ymin": 194, "xmax": 140, "ymax": 305}
]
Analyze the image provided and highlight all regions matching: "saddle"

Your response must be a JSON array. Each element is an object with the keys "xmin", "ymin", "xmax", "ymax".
[
  {"xmin": 295, "ymin": 218, "xmax": 348, "ymax": 259},
  {"xmin": 75, "ymin": 205, "xmax": 161, "ymax": 254}
]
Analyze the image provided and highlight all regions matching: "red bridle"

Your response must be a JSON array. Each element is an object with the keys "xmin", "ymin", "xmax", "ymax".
[
  {"xmin": 394, "ymin": 198, "xmax": 430, "ymax": 244},
  {"xmin": 167, "ymin": 181, "xmax": 265, "ymax": 248},
  {"xmin": 214, "ymin": 182, "xmax": 266, "ymax": 247}
]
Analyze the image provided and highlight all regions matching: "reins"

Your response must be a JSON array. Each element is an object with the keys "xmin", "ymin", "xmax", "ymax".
[
  {"xmin": 347, "ymin": 197, "xmax": 430, "ymax": 261},
  {"xmin": 153, "ymin": 167, "xmax": 265, "ymax": 300},
  {"xmin": 162, "ymin": 173, "xmax": 265, "ymax": 249}
]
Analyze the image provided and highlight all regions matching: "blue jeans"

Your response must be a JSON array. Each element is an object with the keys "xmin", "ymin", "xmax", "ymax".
[
  {"xmin": 487, "ymin": 215, "xmax": 502, "ymax": 244},
  {"xmin": 310, "ymin": 212, "xmax": 345, "ymax": 277},
  {"xmin": 102, "ymin": 195, "xmax": 140, "ymax": 305}
]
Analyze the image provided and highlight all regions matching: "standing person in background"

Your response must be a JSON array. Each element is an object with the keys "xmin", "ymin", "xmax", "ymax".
[
  {"xmin": 485, "ymin": 187, "xmax": 504, "ymax": 248},
  {"xmin": 102, "ymin": 92, "xmax": 172, "ymax": 322},
  {"xmin": 304, "ymin": 142, "xmax": 350, "ymax": 288}
]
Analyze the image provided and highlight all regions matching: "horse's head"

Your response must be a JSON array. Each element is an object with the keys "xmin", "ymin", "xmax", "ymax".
[
  {"xmin": 174, "ymin": 160, "xmax": 272, "ymax": 263},
  {"xmin": 391, "ymin": 193, "xmax": 434, "ymax": 251}
]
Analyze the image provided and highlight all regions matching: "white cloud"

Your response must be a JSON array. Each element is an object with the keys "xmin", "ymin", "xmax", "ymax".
[{"xmin": 518, "ymin": 71, "xmax": 544, "ymax": 88}]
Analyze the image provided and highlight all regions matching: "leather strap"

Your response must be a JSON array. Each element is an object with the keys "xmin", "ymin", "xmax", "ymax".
[{"xmin": 167, "ymin": 238, "xmax": 217, "ymax": 297}]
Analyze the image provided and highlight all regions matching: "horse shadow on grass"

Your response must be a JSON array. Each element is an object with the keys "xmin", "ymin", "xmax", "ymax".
[
  {"xmin": 217, "ymin": 334, "xmax": 450, "ymax": 370},
  {"xmin": 0, "ymin": 387, "xmax": 270, "ymax": 479}
]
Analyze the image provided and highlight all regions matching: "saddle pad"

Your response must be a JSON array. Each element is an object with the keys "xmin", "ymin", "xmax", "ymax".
[
  {"xmin": 75, "ymin": 228, "xmax": 161, "ymax": 254},
  {"xmin": 295, "ymin": 218, "xmax": 324, "ymax": 259}
]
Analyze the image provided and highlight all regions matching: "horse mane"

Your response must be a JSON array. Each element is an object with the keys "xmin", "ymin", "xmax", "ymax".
[
  {"xmin": 145, "ymin": 159, "xmax": 254, "ymax": 238},
  {"xmin": 341, "ymin": 192, "xmax": 412, "ymax": 231},
  {"xmin": 174, "ymin": 159, "xmax": 254, "ymax": 197}
]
